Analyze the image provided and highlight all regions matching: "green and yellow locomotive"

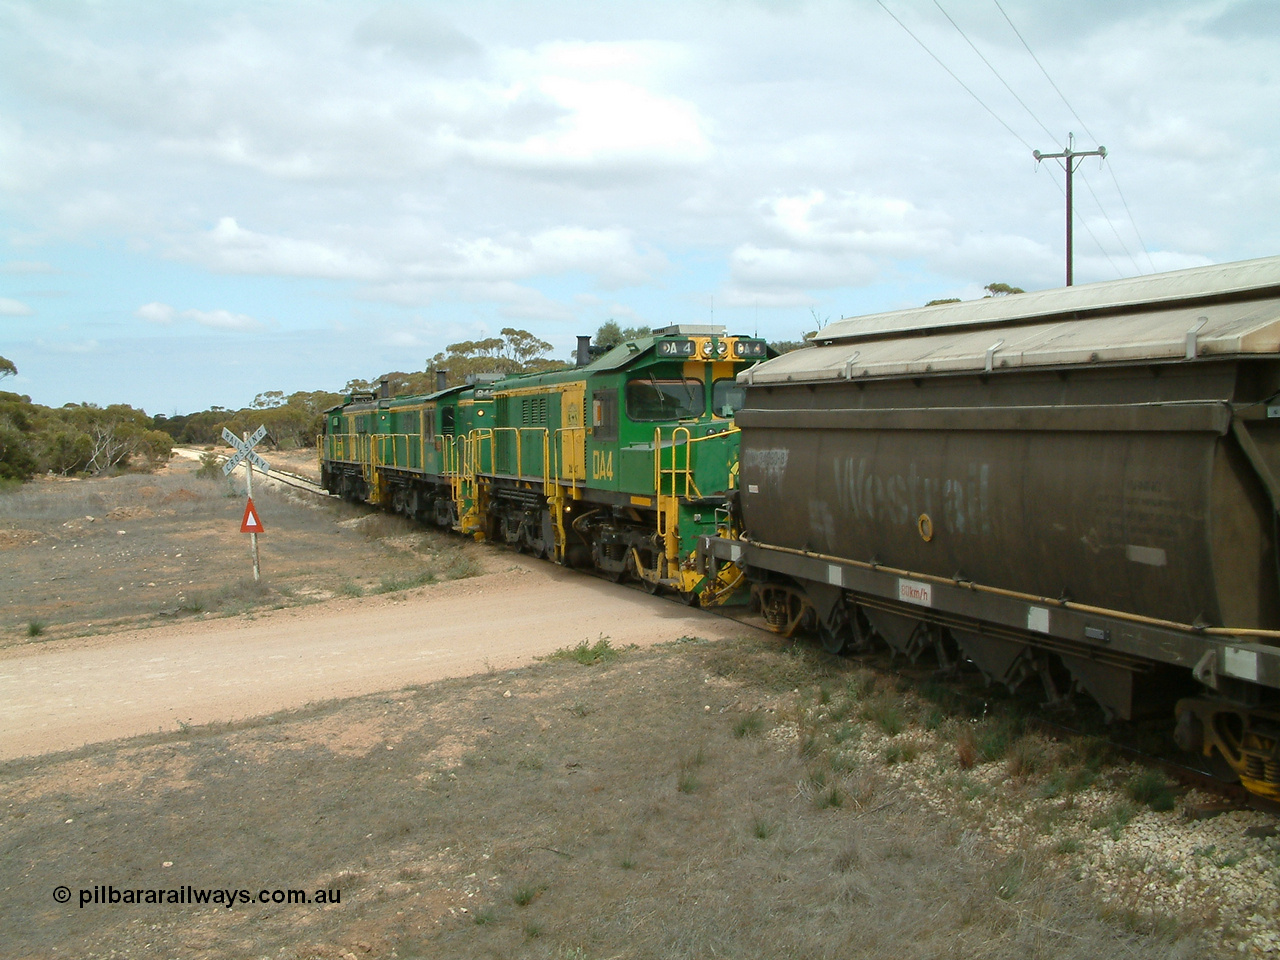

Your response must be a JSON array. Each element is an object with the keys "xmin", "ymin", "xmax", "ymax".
[{"xmin": 320, "ymin": 324, "xmax": 771, "ymax": 605}]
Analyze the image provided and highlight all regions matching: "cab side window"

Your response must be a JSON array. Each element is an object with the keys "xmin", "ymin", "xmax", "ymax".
[{"xmin": 592, "ymin": 389, "xmax": 618, "ymax": 441}]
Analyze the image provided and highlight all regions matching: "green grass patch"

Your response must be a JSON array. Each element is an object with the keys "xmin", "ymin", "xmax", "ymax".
[
  {"xmin": 832, "ymin": 721, "xmax": 861, "ymax": 745},
  {"xmin": 860, "ymin": 698, "xmax": 905, "ymax": 737},
  {"xmin": 1123, "ymin": 769, "xmax": 1177, "ymax": 812},
  {"xmin": 1090, "ymin": 801, "xmax": 1138, "ymax": 839},
  {"xmin": 511, "ymin": 883, "xmax": 542, "ymax": 907},
  {"xmin": 542, "ymin": 637, "xmax": 629, "ymax": 666},
  {"xmin": 1006, "ymin": 736, "xmax": 1052, "ymax": 779},
  {"xmin": 1055, "ymin": 836, "xmax": 1083, "ymax": 855},
  {"xmin": 883, "ymin": 742, "xmax": 920, "ymax": 765},
  {"xmin": 25, "ymin": 620, "xmax": 45, "ymax": 638},
  {"xmin": 732, "ymin": 712, "xmax": 765, "ymax": 738},
  {"xmin": 814, "ymin": 785, "xmax": 843, "ymax": 810},
  {"xmin": 376, "ymin": 570, "xmax": 437, "ymax": 593}
]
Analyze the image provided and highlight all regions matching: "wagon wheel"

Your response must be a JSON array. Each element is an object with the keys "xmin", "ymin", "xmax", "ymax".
[{"xmin": 819, "ymin": 622, "xmax": 847, "ymax": 655}]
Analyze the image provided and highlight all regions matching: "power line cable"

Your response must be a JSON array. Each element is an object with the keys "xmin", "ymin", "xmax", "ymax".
[
  {"xmin": 992, "ymin": 0, "xmax": 1099, "ymax": 144},
  {"xmin": 1104, "ymin": 160, "xmax": 1158, "ymax": 273},
  {"xmin": 880, "ymin": 0, "xmax": 1134, "ymax": 281},
  {"xmin": 1079, "ymin": 167, "xmax": 1142, "ymax": 275},
  {"xmin": 992, "ymin": 0, "xmax": 1155, "ymax": 274},
  {"xmin": 932, "ymin": 0, "xmax": 1058, "ymax": 143},
  {"xmin": 875, "ymin": 0, "xmax": 1035, "ymax": 152}
]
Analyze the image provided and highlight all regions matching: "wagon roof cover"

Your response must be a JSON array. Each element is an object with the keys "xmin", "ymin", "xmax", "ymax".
[{"xmin": 745, "ymin": 255, "xmax": 1280, "ymax": 384}]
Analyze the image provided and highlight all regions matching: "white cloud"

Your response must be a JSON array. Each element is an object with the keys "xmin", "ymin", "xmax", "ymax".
[
  {"xmin": 0, "ymin": 260, "xmax": 56, "ymax": 274},
  {"xmin": 192, "ymin": 217, "xmax": 387, "ymax": 280},
  {"xmin": 136, "ymin": 301, "xmax": 175, "ymax": 323},
  {"xmin": 35, "ymin": 337, "xmax": 98, "ymax": 354},
  {"xmin": 353, "ymin": 4, "xmax": 481, "ymax": 63},
  {"xmin": 757, "ymin": 190, "xmax": 949, "ymax": 258},
  {"xmin": 460, "ymin": 76, "xmax": 710, "ymax": 173},
  {"xmin": 0, "ymin": 297, "xmax": 33, "ymax": 316},
  {"xmin": 729, "ymin": 244, "xmax": 878, "ymax": 290},
  {"xmin": 134, "ymin": 300, "xmax": 260, "ymax": 331},
  {"xmin": 718, "ymin": 284, "xmax": 817, "ymax": 310},
  {"xmin": 179, "ymin": 308, "xmax": 261, "ymax": 332}
]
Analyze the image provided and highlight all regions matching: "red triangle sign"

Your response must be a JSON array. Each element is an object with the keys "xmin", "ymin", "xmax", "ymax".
[{"xmin": 240, "ymin": 497, "xmax": 265, "ymax": 534}]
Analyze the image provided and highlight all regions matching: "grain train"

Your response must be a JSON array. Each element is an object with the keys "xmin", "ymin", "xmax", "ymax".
[
  {"xmin": 321, "ymin": 325, "xmax": 771, "ymax": 605},
  {"xmin": 320, "ymin": 256, "xmax": 1280, "ymax": 801}
]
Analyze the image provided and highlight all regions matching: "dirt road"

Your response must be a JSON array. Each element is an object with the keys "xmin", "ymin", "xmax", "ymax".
[{"xmin": 0, "ymin": 555, "xmax": 765, "ymax": 761}]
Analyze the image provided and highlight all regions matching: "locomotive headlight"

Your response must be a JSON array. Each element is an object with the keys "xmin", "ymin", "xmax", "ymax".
[
  {"xmin": 701, "ymin": 340, "xmax": 714, "ymax": 357},
  {"xmin": 716, "ymin": 341, "xmax": 728, "ymax": 357}
]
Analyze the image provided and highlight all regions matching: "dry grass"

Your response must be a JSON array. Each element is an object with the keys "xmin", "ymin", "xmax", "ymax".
[
  {"xmin": 0, "ymin": 458, "xmax": 480, "ymax": 645},
  {"xmin": 0, "ymin": 636, "xmax": 1210, "ymax": 960}
]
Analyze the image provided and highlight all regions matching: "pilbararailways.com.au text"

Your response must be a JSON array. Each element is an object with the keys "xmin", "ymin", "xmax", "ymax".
[{"xmin": 59, "ymin": 885, "xmax": 342, "ymax": 910}]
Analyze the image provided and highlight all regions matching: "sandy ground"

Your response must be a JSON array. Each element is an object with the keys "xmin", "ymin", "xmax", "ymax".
[{"xmin": 0, "ymin": 554, "xmax": 764, "ymax": 761}]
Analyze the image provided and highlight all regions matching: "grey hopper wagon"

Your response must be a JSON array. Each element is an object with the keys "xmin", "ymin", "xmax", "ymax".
[{"xmin": 700, "ymin": 256, "xmax": 1280, "ymax": 801}]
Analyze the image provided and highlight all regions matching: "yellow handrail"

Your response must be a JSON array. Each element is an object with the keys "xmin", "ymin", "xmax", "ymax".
[{"xmin": 491, "ymin": 426, "xmax": 552, "ymax": 489}]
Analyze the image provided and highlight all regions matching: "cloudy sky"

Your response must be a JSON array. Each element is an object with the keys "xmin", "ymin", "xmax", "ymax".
[{"xmin": 2, "ymin": 0, "xmax": 1277, "ymax": 414}]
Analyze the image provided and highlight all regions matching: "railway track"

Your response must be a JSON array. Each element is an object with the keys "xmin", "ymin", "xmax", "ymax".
[{"xmin": 171, "ymin": 446, "xmax": 333, "ymax": 497}]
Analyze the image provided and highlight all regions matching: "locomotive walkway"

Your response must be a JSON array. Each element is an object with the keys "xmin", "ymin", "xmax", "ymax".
[{"xmin": 0, "ymin": 555, "xmax": 765, "ymax": 761}]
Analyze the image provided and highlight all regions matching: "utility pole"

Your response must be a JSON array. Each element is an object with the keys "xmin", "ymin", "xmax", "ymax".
[{"xmin": 1034, "ymin": 133, "xmax": 1106, "ymax": 286}]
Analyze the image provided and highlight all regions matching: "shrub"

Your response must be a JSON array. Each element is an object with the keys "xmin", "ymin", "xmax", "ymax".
[
  {"xmin": 733, "ymin": 712, "xmax": 765, "ymax": 738},
  {"xmin": 542, "ymin": 637, "xmax": 627, "ymax": 666},
  {"xmin": 1124, "ymin": 769, "xmax": 1177, "ymax": 812},
  {"xmin": 196, "ymin": 450, "xmax": 223, "ymax": 479}
]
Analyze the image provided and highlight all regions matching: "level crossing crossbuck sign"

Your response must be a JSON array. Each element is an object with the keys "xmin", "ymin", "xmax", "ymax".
[
  {"xmin": 221, "ymin": 425, "xmax": 270, "ymax": 475},
  {"xmin": 222, "ymin": 426, "xmax": 271, "ymax": 581}
]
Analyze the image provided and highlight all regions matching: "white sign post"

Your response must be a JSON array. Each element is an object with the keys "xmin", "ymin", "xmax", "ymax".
[{"xmin": 223, "ymin": 426, "xmax": 271, "ymax": 581}]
